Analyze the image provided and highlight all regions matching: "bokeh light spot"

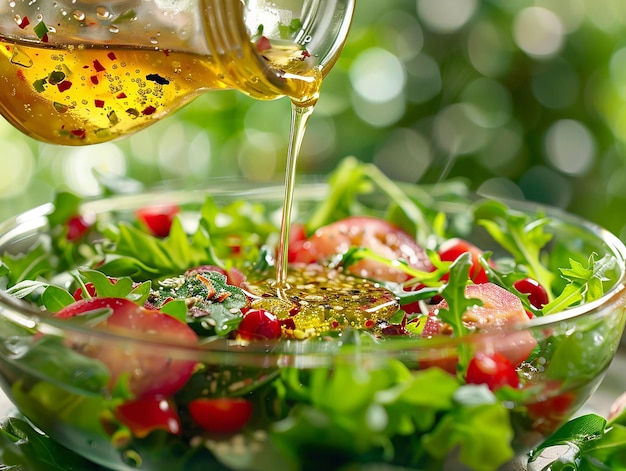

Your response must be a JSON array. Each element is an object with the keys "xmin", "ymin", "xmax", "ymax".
[
  {"xmin": 352, "ymin": 93, "xmax": 406, "ymax": 128},
  {"xmin": 238, "ymin": 131, "xmax": 279, "ymax": 181},
  {"xmin": 404, "ymin": 53, "xmax": 441, "ymax": 104},
  {"xmin": 63, "ymin": 143, "xmax": 127, "ymax": 195},
  {"xmin": 477, "ymin": 177, "xmax": 524, "ymax": 201},
  {"xmin": 531, "ymin": 59, "xmax": 580, "ymax": 109},
  {"xmin": 373, "ymin": 128, "xmax": 432, "ymax": 182},
  {"xmin": 519, "ymin": 166, "xmax": 572, "ymax": 208},
  {"xmin": 0, "ymin": 139, "xmax": 34, "ymax": 197},
  {"xmin": 462, "ymin": 77, "xmax": 512, "ymax": 128},
  {"xmin": 467, "ymin": 21, "xmax": 512, "ymax": 78},
  {"xmin": 513, "ymin": 7, "xmax": 565, "ymax": 58},
  {"xmin": 433, "ymin": 103, "xmax": 490, "ymax": 156},
  {"xmin": 416, "ymin": 0, "xmax": 478, "ymax": 33},
  {"xmin": 545, "ymin": 119, "xmax": 595, "ymax": 176},
  {"xmin": 609, "ymin": 47, "xmax": 626, "ymax": 100},
  {"xmin": 349, "ymin": 47, "xmax": 406, "ymax": 104},
  {"xmin": 478, "ymin": 125, "xmax": 523, "ymax": 173}
]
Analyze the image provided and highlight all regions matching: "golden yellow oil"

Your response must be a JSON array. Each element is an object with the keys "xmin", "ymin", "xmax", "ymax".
[{"xmin": 0, "ymin": 39, "xmax": 320, "ymax": 145}]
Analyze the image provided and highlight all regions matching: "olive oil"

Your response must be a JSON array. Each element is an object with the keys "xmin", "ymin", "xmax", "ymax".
[{"xmin": 0, "ymin": 38, "xmax": 320, "ymax": 145}]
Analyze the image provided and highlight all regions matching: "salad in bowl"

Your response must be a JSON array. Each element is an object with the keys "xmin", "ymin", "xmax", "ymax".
[{"xmin": 0, "ymin": 157, "xmax": 624, "ymax": 471}]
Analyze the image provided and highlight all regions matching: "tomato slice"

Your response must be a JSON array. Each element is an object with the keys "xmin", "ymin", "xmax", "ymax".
[
  {"xmin": 136, "ymin": 204, "xmax": 179, "ymax": 237},
  {"xmin": 423, "ymin": 283, "xmax": 537, "ymax": 366},
  {"xmin": 290, "ymin": 216, "xmax": 432, "ymax": 283},
  {"xmin": 188, "ymin": 398, "xmax": 253, "ymax": 434},
  {"xmin": 115, "ymin": 396, "xmax": 181, "ymax": 438},
  {"xmin": 56, "ymin": 297, "xmax": 198, "ymax": 398}
]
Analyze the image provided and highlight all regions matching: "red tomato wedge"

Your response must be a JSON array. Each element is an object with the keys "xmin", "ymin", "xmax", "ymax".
[
  {"xmin": 135, "ymin": 204, "xmax": 179, "ymax": 237},
  {"xmin": 290, "ymin": 216, "xmax": 432, "ymax": 283},
  {"xmin": 56, "ymin": 297, "xmax": 198, "ymax": 398},
  {"xmin": 422, "ymin": 283, "xmax": 537, "ymax": 366},
  {"xmin": 115, "ymin": 396, "xmax": 181, "ymax": 438},
  {"xmin": 188, "ymin": 398, "xmax": 253, "ymax": 434}
]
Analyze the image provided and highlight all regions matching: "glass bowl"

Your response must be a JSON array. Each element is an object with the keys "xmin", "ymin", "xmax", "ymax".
[{"xmin": 0, "ymin": 177, "xmax": 624, "ymax": 471}]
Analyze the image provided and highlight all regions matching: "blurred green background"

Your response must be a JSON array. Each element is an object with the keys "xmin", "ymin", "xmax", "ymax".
[{"xmin": 1, "ymin": 0, "xmax": 626, "ymax": 240}]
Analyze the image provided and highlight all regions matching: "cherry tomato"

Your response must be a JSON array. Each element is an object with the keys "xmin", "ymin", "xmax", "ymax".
[
  {"xmin": 66, "ymin": 215, "xmax": 91, "ymax": 241},
  {"xmin": 237, "ymin": 309, "xmax": 282, "ymax": 341},
  {"xmin": 423, "ymin": 283, "xmax": 537, "ymax": 366},
  {"xmin": 56, "ymin": 297, "xmax": 198, "ymax": 398},
  {"xmin": 136, "ymin": 204, "xmax": 179, "ymax": 237},
  {"xmin": 287, "ymin": 223, "xmax": 314, "ymax": 264},
  {"xmin": 188, "ymin": 398, "xmax": 253, "ymax": 434},
  {"xmin": 438, "ymin": 238, "xmax": 490, "ymax": 283},
  {"xmin": 466, "ymin": 352, "xmax": 520, "ymax": 391},
  {"xmin": 115, "ymin": 396, "xmax": 181, "ymax": 438},
  {"xmin": 513, "ymin": 277, "xmax": 549, "ymax": 310},
  {"xmin": 526, "ymin": 381, "xmax": 576, "ymax": 435},
  {"xmin": 290, "ymin": 216, "xmax": 432, "ymax": 283}
]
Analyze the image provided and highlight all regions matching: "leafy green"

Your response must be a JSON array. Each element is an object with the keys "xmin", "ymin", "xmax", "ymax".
[
  {"xmin": 528, "ymin": 412, "xmax": 626, "ymax": 471},
  {"xmin": 0, "ymin": 244, "xmax": 53, "ymax": 287},
  {"xmin": 2, "ymin": 335, "xmax": 111, "ymax": 397},
  {"xmin": 0, "ymin": 416, "xmax": 109, "ymax": 471},
  {"xmin": 475, "ymin": 200, "xmax": 555, "ymax": 300},
  {"xmin": 271, "ymin": 358, "xmax": 515, "ymax": 471},
  {"xmin": 543, "ymin": 254, "xmax": 617, "ymax": 315}
]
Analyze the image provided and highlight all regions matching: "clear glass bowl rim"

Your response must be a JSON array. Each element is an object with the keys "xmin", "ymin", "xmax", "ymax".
[{"xmin": 0, "ymin": 177, "xmax": 624, "ymax": 361}]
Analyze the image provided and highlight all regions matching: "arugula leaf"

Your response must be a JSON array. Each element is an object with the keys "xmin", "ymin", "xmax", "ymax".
[
  {"xmin": 475, "ymin": 200, "xmax": 555, "ymax": 300},
  {"xmin": 436, "ymin": 252, "xmax": 477, "ymax": 338},
  {"xmin": 543, "ymin": 254, "xmax": 617, "ymax": 315}
]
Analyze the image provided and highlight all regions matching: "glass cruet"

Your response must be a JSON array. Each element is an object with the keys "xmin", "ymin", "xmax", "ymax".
[{"xmin": 0, "ymin": 0, "xmax": 355, "ymax": 145}]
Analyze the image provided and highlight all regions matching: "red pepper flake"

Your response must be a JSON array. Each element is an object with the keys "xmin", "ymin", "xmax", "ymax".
[
  {"xmin": 107, "ymin": 52, "xmax": 117, "ymax": 61},
  {"xmin": 57, "ymin": 80, "xmax": 72, "ymax": 92},
  {"xmin": 116, "ymin": 92, "xmax": 127, "ymax": 99},
  {"xmin": 90, "ymin": 75, "xmax": 99, "ymax": 85},
  {"xmin": 255, "ymin": 36, "xmax": 272, "ymax": 52},
  {"xmin": 17, "ymin": 69, "xmax": 25, "ymax": 81},
  {"xmin": 17, "ymin": 16, "xmax": 30, "ymax": 29},
  {"xmin": 94, "ymin": 99, "xmax": 105, "ymax": 108},
  {"xmin": 141, "ymin": 105, "xmax": 156, "ymax": 115},
  {"xmin": 300, "ymin": 49, "xmax": 311, "ymax": 60},
  {"xmin": 162, "ymin": 49, "xmax": 170, "ymax": 57},
  {"xmin": 93, "ymin": 60, "xmax": 105, "ymax": 72},
  {"xmin": 41, "ymin": 34, "xmax": 49, "ymax": 43},
  {"xmin": 70, "ymin": 129, "xmax": 86, "ymax": 139},
  {"xmin": 363, "ymin": 319, "xmax": 375, "ymax": 329}
]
